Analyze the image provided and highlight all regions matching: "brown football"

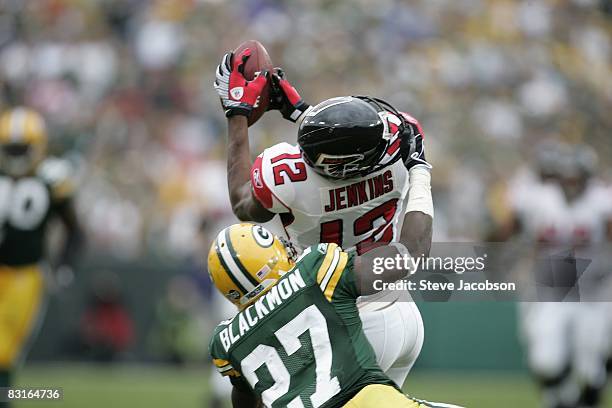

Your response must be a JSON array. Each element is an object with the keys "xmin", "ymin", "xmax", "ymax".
[{"xmin": 232, "ymin": 40, "xmax": 273, "ymax": 126}]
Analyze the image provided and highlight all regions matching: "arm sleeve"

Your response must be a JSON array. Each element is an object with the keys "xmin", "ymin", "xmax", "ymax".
[{"xmin": 209, "ymin": 331, "xmax": 242, "ymax": 379}]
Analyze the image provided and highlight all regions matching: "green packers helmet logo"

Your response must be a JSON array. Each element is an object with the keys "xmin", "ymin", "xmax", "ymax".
[{"xmin": 252, "ymin": 225, "xmax": 273, "ymax": 248}]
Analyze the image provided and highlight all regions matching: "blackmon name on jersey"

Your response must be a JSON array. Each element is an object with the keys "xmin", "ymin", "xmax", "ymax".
[
  {"xmin": 0, "ymin": 158, "xmax": 75, "ymax": 266},
  {"xmin": 209, "ymin": 243, "xmax": 395, "ymax": 408},
  {"xmin": 250, "ymin": 110, "xmax": 421, "ymax": 254}
]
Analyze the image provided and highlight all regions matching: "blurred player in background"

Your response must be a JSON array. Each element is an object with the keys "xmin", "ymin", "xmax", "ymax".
[
  {"xmin": 207, "ymin": 223, "xmax": 460, "ymax": 408},
  {"xmin": 0, "ymin": 107, "xmax": 82, "ymax": 406},
  {"xmin": 213, "ymin": 50, "xmax": 434, "ymax": 388},
  {"xmin": 490, "ymin": 141, "xmax": 612, "ymax": 408}
]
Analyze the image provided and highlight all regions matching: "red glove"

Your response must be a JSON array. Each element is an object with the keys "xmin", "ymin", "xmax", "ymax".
[
  {"xmin": 269, "ymin": 68, "xmax": 310, "ymax": 122},
  {"xmin": 214, "ymin": 49, "xmax": 268, "ymax": 117}
]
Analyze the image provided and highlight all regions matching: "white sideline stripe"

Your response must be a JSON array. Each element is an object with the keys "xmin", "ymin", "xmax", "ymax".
[
  {"xmin": 217, "ymin": 233, "xmax": 256, "ymax": 292},
  {"xmin": 319, "ymin": 248, "xmax": 340, "ymax": 292}
]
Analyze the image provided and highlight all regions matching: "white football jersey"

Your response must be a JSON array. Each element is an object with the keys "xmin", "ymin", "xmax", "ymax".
[
  {"xmin": 511, "ymin": 178, "xmax": 612, "ymax": 246},
  {"xmin": 510, "ymin": 174, "xmax": 612, "ymax": 298},
  {"xmin": 250, "ymin": 111, "xmax": 417, "ymax": 254}
]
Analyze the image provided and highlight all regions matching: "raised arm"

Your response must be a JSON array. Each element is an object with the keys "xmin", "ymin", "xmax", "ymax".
[
  {"xmin": 214, "ymin": 49, "xmax": 275, "ymax": 222},
  {"xmin": 226, "ymin": 116, "xmax": 274, "ymax": 222},
  {"xmin": 214, "ymin": 50, "xmax": 312, "ymax": 222},
  {"xmin": 401, "ymin": 166, "xmax": 433, "ymax": 257},
  {"xmin": 398, "ymin": 113, "xmax": 434, "ymax": 257}
]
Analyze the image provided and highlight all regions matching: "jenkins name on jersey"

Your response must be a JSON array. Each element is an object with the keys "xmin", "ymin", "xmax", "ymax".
[{"xmin": 250, "ymin": 109, "xmax": 425, "ymax": 254}]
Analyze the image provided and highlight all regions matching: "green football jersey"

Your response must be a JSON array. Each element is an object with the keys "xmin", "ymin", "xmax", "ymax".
[
  {"xmin": 0, "ymin": 158, "xmax": 75, "ymax": 266},
  {"xmin": 209, "ymin": 243, "xmax": 395, "ymax": 408}
]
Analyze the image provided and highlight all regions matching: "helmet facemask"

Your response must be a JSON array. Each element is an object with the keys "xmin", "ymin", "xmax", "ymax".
[
  {"xmin": 303, "ymin": 140, "xmax": 385, "ymax": 179},
  {"xmin": 0, "ymin": 107, "xmax": 48, "ymax": 177},
  {"xmin": 0, "ymin": 142, "xmax": 41, "ymax": 176}
]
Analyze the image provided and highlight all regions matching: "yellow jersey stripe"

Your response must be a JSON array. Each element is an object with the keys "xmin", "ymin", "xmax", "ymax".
[
  {"xmin": 213, "ymin": 358, "xmax": 240, "ymax": 377},
  {"xmin": 316, "ymin": 244, "xmax": 338, "ymax": 285},
  {"xmin": 213, "ymin": 358, "xmax": 231, "ymax": 368},
  {"xmin": 319, "ymin": 248, "xmax": 340, "ymax": 291},
  {"xmin": 323, "ymin": 252, "xmax": 348, "ymax": 302}
]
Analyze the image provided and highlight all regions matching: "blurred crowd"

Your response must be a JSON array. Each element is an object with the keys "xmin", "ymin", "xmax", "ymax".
[
  {"xmin": 1, "ymin": 0, "xmax": 611, "ymax": 258},
  {"xmin": 0, "ymin": 0, "xmax": 611, "ymax": 379}
]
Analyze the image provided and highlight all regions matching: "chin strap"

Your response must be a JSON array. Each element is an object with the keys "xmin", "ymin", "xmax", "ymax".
[{"xmin": 279, "ymin": 237, "xmax": 298, "ymax": 263}]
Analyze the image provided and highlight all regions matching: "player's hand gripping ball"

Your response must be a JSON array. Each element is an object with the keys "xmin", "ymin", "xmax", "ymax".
[{"xmin": 214, "ymin": 48, "xmax": 269, "ymax": 119}]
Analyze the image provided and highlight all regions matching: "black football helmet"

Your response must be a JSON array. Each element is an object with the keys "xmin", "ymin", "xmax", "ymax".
[{"xmin": 297, "ymin": 96, "xmax": 407, "ymax": 179}]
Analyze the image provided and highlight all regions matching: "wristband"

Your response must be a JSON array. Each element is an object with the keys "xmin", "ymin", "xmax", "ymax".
[
  {"xmin": 405, "ymin": 166, "xmax": 434, "ymax": 218},
  {"xmin": 295, "ymin": 105, "xmax": 313, "ymax": 124}
]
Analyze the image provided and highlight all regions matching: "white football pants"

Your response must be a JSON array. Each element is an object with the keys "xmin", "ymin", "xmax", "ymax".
[
  {"xmin": 358, "ymin": 291, "xmax": 424, "ymax": 387},
  {"xmin": 520, "ymin": 302, "xmax": 609, "ymax": 387}
]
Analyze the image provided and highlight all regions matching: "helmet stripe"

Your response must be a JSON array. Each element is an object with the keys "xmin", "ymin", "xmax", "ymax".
[
  {"xmin": 9, "ymin": 108, "xmax": 27, "ymax": 142},
  {"xmin": 215, "ymin": 235, "xmax": 248, "ymax": 294},
  {"xmin": 224, "ymin": 228, "xmax": 260, "ymax": 287},
  {"xmin": 217, "ymin": 231, "xmax": 256, "ymax": 292}
]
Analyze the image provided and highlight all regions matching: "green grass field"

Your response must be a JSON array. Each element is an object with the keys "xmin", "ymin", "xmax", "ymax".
[{"xmin": 13, "ymin": 363, "xmax": 612, "ymax": 408}]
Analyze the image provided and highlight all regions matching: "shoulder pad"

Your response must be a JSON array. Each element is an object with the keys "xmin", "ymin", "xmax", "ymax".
[
  {"xmin": 251, "ymin": 143, "xmax": 304, "ymax": 213},
  {"xmin": 297, "ymin": 243, "xmax": 342, "ymax": 279},
  {"xmin": 37, "ymin": 157, "xmax": 76, "ymax": 200}
]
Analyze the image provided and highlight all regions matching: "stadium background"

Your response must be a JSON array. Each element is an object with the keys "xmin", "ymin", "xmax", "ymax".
[{"xmin": 1, "ymin": 0, "xmax": 611, "ymax": 407}]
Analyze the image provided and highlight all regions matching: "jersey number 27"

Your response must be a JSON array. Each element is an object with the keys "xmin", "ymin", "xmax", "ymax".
[{"xmin": 241, "ymin": 305, "xmax": 340, "ymax": 408}]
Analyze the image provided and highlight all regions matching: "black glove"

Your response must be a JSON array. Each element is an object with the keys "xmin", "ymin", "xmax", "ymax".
[
  {"xmin": 269, "ymin": 68, "xmax": 310, "ymax": 122},
  {"xmin": 400, "ymin": 122, "xmax": 432, "ymax": 170}
]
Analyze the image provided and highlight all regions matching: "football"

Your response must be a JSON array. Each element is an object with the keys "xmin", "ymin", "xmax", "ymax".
[{"xmin": 232, "ymin": 40, "xmax": 273, "ymax": 126}]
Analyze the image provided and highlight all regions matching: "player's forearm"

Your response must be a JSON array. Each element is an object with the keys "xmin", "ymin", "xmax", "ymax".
[
  {"xmin": 355, "ymin": 244, "xmax": 411, "ymax": 295},
  {"xmin": 401, "ymin": 166, "xmax": 434, "ymax": 257},
  {"xmin": 401, "ymin": 211, "xmax": 432, "ymax": 257},
  {"xmin": 226, "ymin": 116, "xmax": 274, "ymax": 222},
  {"xmin": 227, "ymin": 116, "xmax": 253, "ymax": 215},
  {"xmin": 57, "ymin": 200, "xmax": 85, "ymax": 267},
  {"xmin": 231, "ymin": 386, "xmax": 261, "ymax": 408}
]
